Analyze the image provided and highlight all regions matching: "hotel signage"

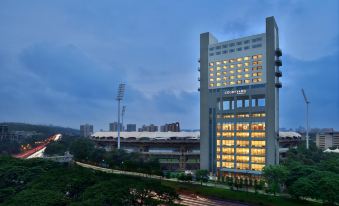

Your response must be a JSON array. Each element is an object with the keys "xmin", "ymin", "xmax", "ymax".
[{"xmin": 224, "ymin": 89, "xmax": 247, "ymax": 95}]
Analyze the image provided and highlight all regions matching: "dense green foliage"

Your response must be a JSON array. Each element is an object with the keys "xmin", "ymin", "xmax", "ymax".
[
  {"xmin": 264, "ymin": 142, "xmax": 339, "ymax": 204},
  {"xmin": 0, "ymin": 140, "xmax": 20, "ymax": 155},
  {"xmin": 0, "ymin": 156, "xmax": 178, "ymax": 206}
]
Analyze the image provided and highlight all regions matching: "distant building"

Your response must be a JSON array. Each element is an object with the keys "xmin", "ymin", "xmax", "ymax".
[
  {"xmin": 109, "ymin": 122, "xmax": 123, "ymax": 132},
  {"xmin": 126, "ymin": 124, "xmax": 137, "ymax": 132},
  {"xmin": 160, "ymin": 122, "xmax": 180, "ymax": 132},
  {"xmin": 278, "ymin": 131, "xmax": 302, "ymax": 159},
  {"xmin": 139, "ymin": 124, "xmax": 158, "ymax": 132},
  {"xmin": 80, "ymin": 124, "xmax": 93, "ymax": 138},
  {"xmin": 0, "ymin": 125, "xmax": 9, "ymax": 141},
  {"xmin": 316, "ymin": 131, "xmax": 339, "ymax": 150},
  {"xmin": 91, "ymin": 131, "xmax": 200, "ymax": 171}
]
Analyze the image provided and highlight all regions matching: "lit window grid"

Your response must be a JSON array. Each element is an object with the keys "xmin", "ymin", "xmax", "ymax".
[{"xmin": 208, "ymin": 55, "xmax": 265, "ymax": 88}]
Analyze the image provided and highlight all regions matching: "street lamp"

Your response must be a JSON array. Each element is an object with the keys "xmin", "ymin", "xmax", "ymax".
[
  {"xmin": 116, "ymin": 83, "xmax": 125, "ymax": 149},
  {"xmin": 301, "ymin": 88, "xmax": 310, "ymax": 149}
]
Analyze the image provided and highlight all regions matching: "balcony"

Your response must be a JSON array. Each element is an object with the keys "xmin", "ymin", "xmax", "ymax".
[
  {"xmin": 275, "ymin": 48, "xmax": 282, "ymax": 57},
  {"xmin": 275, "ymin": 82, "xmax": 282, "ymax": 88},
  {"xmin": 275, "ymin": 71, "xmax": 282, "ymax": 77},
  {"xmin": 275, "ymin": 59, "xmax": 282, "ymax": 67},
  {"xmin": 198, "ymin": 67, "xmax": 200, "ymax": 72},
  {"xmin": 198, "ymin": 87, "xmax": 200, "ymax": 92},
  {"xmin": 198, "ymin": 58, "xmax": 200, "ymax": 63},
  {"xmin": 198, "ymin": 77, "xmax": 200, "ymax": 81}
]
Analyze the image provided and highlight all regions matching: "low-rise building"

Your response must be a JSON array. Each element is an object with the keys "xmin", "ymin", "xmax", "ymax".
[
  {"xmin": 316, "ymin": 131, "xmax": 339, "ymax": 150},
  {"xmin": 91, "ymin": 131, "xmax": 200, "ymax": 171}
]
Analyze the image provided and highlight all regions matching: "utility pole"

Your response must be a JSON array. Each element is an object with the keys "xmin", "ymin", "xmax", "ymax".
[
  {"xmin": 301, "ymin": 89, "xmax": 310, "ymax": 149},
  {"xmin": 116, "ymin": 83, "xmax": 125, "ymax": 149}
]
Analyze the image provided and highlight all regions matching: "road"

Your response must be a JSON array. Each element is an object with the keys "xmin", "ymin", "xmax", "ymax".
[
  {"xmin": 14, "ymin": 134, "xmax": 62, "ymax": 159},
  {"xmin": 75, "ymin": 162, "xmax": 247, "ymax": 206}
]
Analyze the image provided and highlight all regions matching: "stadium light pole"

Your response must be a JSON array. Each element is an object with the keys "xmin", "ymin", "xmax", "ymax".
[
  {"xmin": 301, "ymin": 89, "xmax": 310, "ymax": 149},
  {"xmin": 116, "ymin": 83, "xmax": 125, "ymax": 149},
  {"xmin": 122, "ymin": 106, "xmax": 126, "ymax": 132}
]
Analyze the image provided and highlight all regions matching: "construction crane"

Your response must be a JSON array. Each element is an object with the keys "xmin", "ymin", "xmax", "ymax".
[{"xmin": 301, "ymin": 88, "xmax": 310, "ymax": 149}]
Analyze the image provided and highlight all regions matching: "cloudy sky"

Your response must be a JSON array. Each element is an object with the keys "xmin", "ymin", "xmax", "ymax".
[{"xmin": 0, "ymin": 0, "xmax": 338, "ymax": 131}]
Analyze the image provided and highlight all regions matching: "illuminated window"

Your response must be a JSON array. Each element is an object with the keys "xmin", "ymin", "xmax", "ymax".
[
  {"xmin": 222, "ymin": 140, "xmax": 234, "ymax": 146},
  {"xmin": 223, "ymin": 77, "xmax": 227, "ymax": 81},
  {"xmin": 222, "ymin": 155, "xmax": 234, "ymax": 161},
  {"xmin": 236, "ymin": 123, "xmax": 250, "ymax": 130},
  {"xmin": 236, "ymin": 113, "xmax": 250, "ymax": 118},
  {"xmin": 244, "ymin": 68, "xmax": 249, "ymax": 72},
  {"xmin": 237, "ymin": 80, "xmax": 242, "ymax": 84},
  {"xmin": 217, "ymin": 67, "xmax": 221, "ymax": 71},
  {"xmin": 230, "ymin": 59, "xmax": 235, "ymax": 63},
  {"xmin": 217, "ymin": 161, "xmax": 221, "ymax": 168},
  {"xmin": 209, "ymin": 62, "xmax": 214, "ymax": 66},
  {"xmin": 209, "ymin": 68, "xmax": 214, "ymax": 72},
  {"xmin": 244, "ymin": 62, "xmax": 250, "ymax": 66},
  {"xmin": 222, "ymin": 123, "xmax": 234, "ymax": 130},
  {"xmin": 252, "ymin": 132, "xmax": 265, "ymax": 138},
  {"xmin": 236, "ymin": 132, "xmax": 250, "ymax": 138},
  {"xmin": 236, "ymin": 140, "xmax": 249, "ymax": 147},
  {"xmin": 237, "ymin": 74, "xmax": 242, "ymax": 78},
  {"xmin": 230, "ymin": 76, "xmax": 235, "ymax": 80},
  {"xmin": 236, "ymin": 156, "xmax": 249, "ymax": 163},
  {"xmin": 258, "ymin": 54, "xmax": 263, "ymax": 59},
  {"xmin": 252, "ymin": 78, "xmax": 262, "ymax": 83},
  {"xmin": 245, "ymin": 79, "xmax": 250, "ymax": 84},
  {"xmin": 237, "ymin": 57, "xmax": 243, "ymax": 62},
  {"xmin": 252, "ymin": 164, "xmax": 264, "ymax": 171},
  {"xmin": 209, "ymin": 83, "xmax": 214, "ymax": 87},
  {"xmin": 244, "ymin": 74, "xmax": 250, "ymax": 78},
  {"xmin": 223, "ymin": 66, "xmax": 227, "ymax": 69},
  {"xmin": 216, "ymin": 61, "xmax": 221, "ymax": 65},
  {"xmin": 209, "ymin": 78, "xmax": 214, "ymax": 82},
  {"xmin": 251, "ymin": 122, "xmax": 265, "ymax": 130},
  {"xmin": 222, "ymin": 148, "xmax": 234, "ymax": 154},
  {"xmin": 230, "ymin": 64, "xmax": 235, "ymax": 69},
  {"xmin": 258, "ymin": 60, "xmax": 262, "ymax": 65},
  {"xmin": 216, "ymin": 154, "xmax": 221, "ymax": 160},
  {"xmin": 216, "ymin": 78, "xmax": 221, "ymax": 81},
  {"xmin": 252, "ymin": 140, "xmax": 266, "ymax": 148},
  {"xmin": 217, "ymin": 147, "xmax": 220, "ymax": 152},
  {"xmin": 237, "ymin": 63, "xmax": 242, "ymax": 68},
  {"xmin": 222, "ymin": 162, "xmax": 234, "ymax": 168},
  {"xmin": 222, "ymin": 132, "xmax": 234, "ymax": 137},
  {"xmin": 209, "ymin": 73, "xmax": 214, "ymax": 77},
  {"xmin": 253, "ymin": 61, "xmax": 258, "ymax": 65},
  {"xmin": 252, "ymin": 55, "xmax": 258, "ymax": 60},
  {"xmin": 251, "ymin": 148, "xmax": 265, "ymax": 156},
  {"xmin": 223, "ymin": 114, "xmax": 234, "ymax": 119},
  {"xmin": 236, "ymin": 163, "xmax": 249, "ymax": 170},
  {"xmin": 216, "ymin": 83, "xmax": 221, "ymax": 87},
  {"xmin": 217, "ymin": 72, "xmax": 221, "ymax": 76},
  {"xmin": 217, "ymin": 140, "xmax": 221, "ymax": 146},
  {"xmin": 230, "ymin": 81, "xmax": 235, "ymax": 85},
  {"xmin": 230, "ymin": 70, "xmax": 235, "ymax": 74},
  {"xmin": 223, "ymin": 82, "xmax": 227, "ymax": 86},
  {"xmin": 244, "ymin": 56, "xmax": 250, "ymax": 61},
  {"xmin": 216, "ymin": 124, "xmax": 221, "ymax": 131},
  {"xmin": 252, "ymin": 113, "xmax": 266, "ymax": 118}
]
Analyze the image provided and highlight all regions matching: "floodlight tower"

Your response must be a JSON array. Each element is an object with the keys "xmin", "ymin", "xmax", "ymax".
[
  {"xmin": 121, "ymin": 106, "xmax": 126, "ymax": 132},
  {"xmin": 301, "ymin": 89, "xmax": 310, "ymax": 149},
  {"xmin": 116, "ymin": 83, "xmax": 125, "ymax": 149}
]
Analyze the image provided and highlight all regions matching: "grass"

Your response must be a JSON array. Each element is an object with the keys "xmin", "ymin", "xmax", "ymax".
[{"xmin": 162, "ymin": 181, "xmax": 321, "ymax": 206}]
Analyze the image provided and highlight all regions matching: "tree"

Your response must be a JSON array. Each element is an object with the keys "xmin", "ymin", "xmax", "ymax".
[
  {"xmin": 69, "ymin": 139, "xmax": 94, "ymax": 161},
  {"xmin": 288, "ymin": 177, "xmax": 315, "ymax": 200},
  {"xmin": 262, "ymin": 165, "xmax": 289, "ymax": 195},
  {"xmin": 195, "ymin": 169, "xmax": 209, "ymax": 185},
  {"xmin": 44, "ymin": 142, "xmax": 67, "ymax": 156}
]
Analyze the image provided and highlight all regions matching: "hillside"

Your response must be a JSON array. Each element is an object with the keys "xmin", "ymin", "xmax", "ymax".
[{"xmin": 0, "ymin": 122, "xmax": 79, "ymax": 136}]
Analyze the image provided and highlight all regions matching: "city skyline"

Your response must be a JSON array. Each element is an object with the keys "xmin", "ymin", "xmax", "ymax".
[{"xmin": 0, "ymin": 0, "xmax": 338, "ymax": 131}]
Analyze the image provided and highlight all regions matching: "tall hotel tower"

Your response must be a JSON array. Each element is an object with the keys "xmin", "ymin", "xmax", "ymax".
[{"xmin": 199, "ymin": 17, "xmax": 282, "ymax": 177}]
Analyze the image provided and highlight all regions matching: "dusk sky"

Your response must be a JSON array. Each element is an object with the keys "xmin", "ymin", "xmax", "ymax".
[{"xmin": 0, "ymin": 0, "xmax": 338, "ymax": 131}]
